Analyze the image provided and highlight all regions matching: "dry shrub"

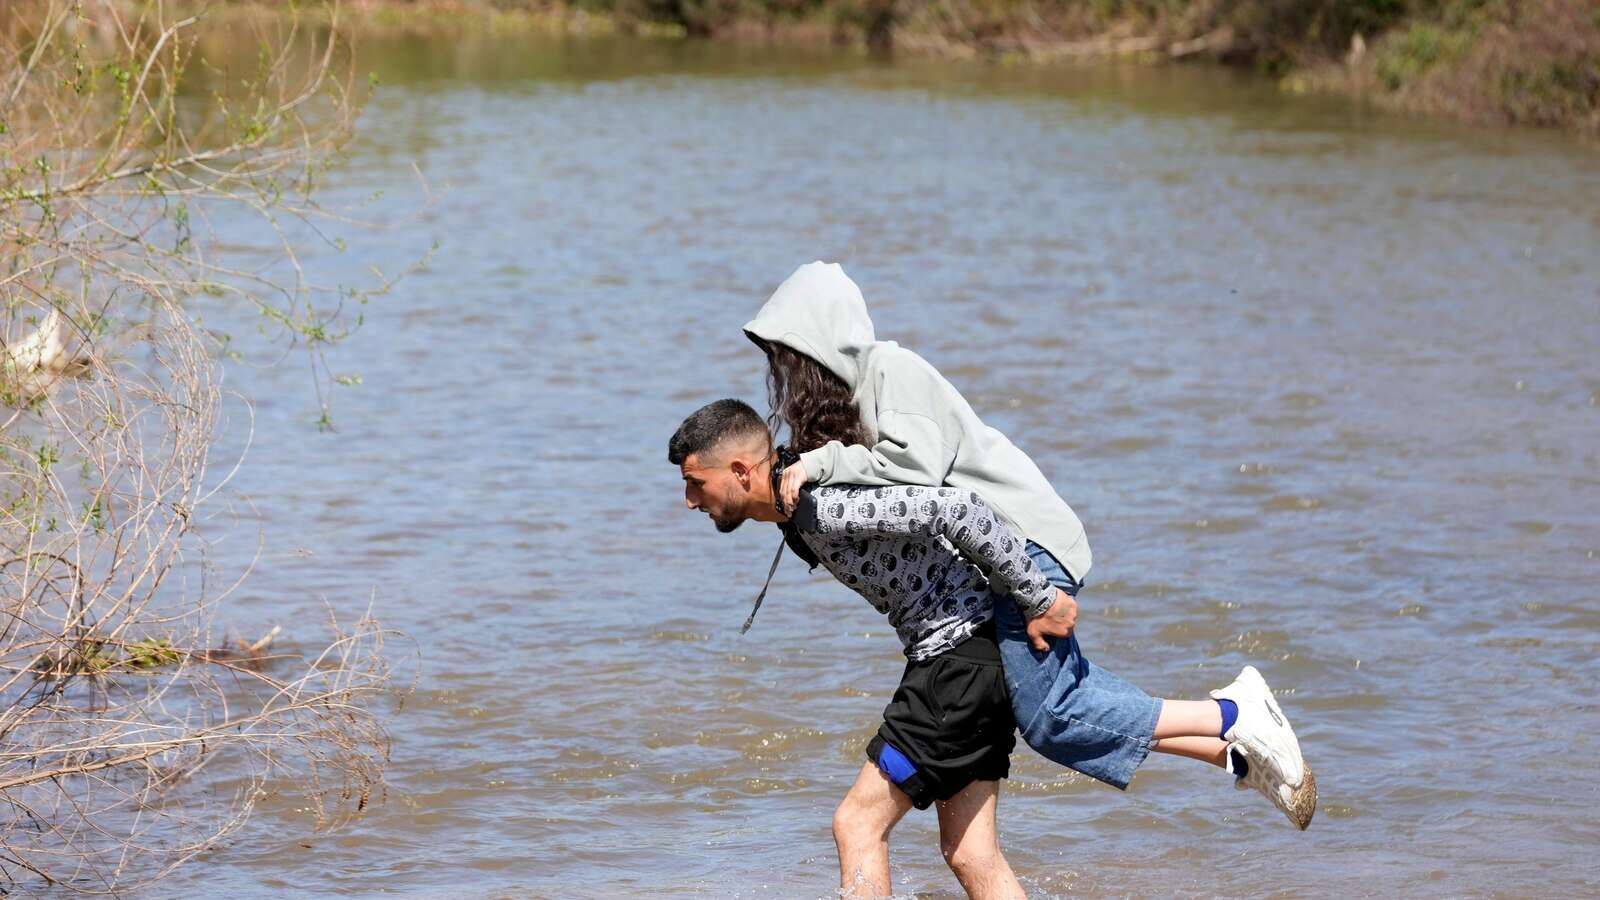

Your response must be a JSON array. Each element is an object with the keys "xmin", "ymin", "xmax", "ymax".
[
  {"xmin": 1421, "ymin": 0, "xmax": 1599, "ymax": 130},
  {"xmin": 2, "ymin": 0, "xmax": 408, "ymax": 891}
]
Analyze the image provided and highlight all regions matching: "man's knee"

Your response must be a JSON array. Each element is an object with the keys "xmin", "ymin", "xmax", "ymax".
[
  {"xmin": 831, "ymin": 801, "xmax": 854, "ymax": 845},
  {"xmin": 833, "ymin": 796, "xmax": 880, "ymax": 849},
  {"xmin": 941, "ymin": 836, "xmax": 1001, "ymax": 880}
]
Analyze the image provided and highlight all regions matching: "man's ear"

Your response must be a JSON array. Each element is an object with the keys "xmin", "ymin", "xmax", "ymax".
[
  {"xmin": 727, "ymin": 437, "xmax": 771, "ymax": 490},
  {"xmin": 728, "ymin": 455, "xmax": 752, "ymax": 487}
]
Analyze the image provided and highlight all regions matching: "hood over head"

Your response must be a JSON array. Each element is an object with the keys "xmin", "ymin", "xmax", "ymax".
[{"xmin": 743, "ymin": 261, "xmax": 875, "ymax": 390}]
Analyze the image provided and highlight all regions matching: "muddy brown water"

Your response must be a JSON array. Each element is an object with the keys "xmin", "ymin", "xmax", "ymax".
[{"xmin": 169, "ymin": 31, "xmax": 1598, "ymax": 897}]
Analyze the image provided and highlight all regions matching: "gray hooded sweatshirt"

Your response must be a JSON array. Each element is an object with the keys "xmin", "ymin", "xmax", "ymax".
[{"xmin": 744, "ymin": 261, "xmax": 1092, "ymax": 584}]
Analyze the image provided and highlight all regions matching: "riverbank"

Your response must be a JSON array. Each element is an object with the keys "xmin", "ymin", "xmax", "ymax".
[{"xmin": 314, "ymin": 0, "xmax": 1598, "ymax": 136}]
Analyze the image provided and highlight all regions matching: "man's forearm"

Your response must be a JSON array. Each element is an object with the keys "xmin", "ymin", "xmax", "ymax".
[
  {"xmin": 799, "ymin": 484, "xmax": 1055, "ymax": 616},
  {"xmin": 927, "ymin": 491, "xmax": 1054, "ymax": 617}
]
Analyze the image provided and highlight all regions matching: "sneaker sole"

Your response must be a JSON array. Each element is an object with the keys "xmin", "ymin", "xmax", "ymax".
[{"xmin": 1284, "ymin": 760, "xmax": 1317, "ymax": 831}]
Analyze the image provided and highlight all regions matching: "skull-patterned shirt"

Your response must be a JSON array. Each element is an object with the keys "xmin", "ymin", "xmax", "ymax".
[{"xmin": 791, "ymin": 484, "xmax": 1056, "ymax": 661}]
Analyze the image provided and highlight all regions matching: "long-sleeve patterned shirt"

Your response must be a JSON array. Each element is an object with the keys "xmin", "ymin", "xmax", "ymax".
[{"xmin": 791, "ymin": 484, "xmax": 1056, "ymax": 661}]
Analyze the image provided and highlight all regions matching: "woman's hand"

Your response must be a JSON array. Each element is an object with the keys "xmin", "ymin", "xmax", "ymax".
[
  {"xmin": 779, "ymin": 461, "xmax": 809, "ymax": 512},
  {"xmin": 1025, "ymin": 588, "xmax": 1078, "ymax": 651}
]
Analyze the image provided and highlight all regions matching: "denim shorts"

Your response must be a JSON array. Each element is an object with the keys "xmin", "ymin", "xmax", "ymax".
[{"xmin": 993, "ymin": 542, "xmax": 1163, "ymax": 790}]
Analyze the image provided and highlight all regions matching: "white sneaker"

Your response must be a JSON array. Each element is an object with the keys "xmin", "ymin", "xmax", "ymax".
[
  {"xmin": 1211, "ymin": 666, "xmax": 1305, "ymax": 788},
  {"xmin": 1227, "ymin": 743, "xmax": 1318, "ymax": 830}
]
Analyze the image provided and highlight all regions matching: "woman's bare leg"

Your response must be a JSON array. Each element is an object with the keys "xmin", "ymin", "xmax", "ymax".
[
  {"xmin": 1152, "ymin": 735, "xmax": 1230, "ymax": 767},
  {"xmin": 1149, "ymin": 699, "xmax": 1231, "ymax": 767},
  {"xmin": 1153, "ymin": 698, "xmax": 1223, "ymax": 740}
]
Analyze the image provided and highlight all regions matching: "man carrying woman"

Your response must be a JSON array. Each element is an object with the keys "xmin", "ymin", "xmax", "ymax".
[
  {"xmin": 745, "ymin": 262, "xmax": 1310, "ymax": 822},
  {"xmin": 669, "ymin": 399, "xmax": 1310, "ymax": 899}
]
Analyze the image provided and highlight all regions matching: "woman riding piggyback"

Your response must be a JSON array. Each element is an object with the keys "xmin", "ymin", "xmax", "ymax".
[
  {"xmin": 740, "ymin": 262, "xmax": 1317, "ymax": 829},
  {"xmin": 743, "ymin": 262, "xmax": 1088, "ymax": 633}
]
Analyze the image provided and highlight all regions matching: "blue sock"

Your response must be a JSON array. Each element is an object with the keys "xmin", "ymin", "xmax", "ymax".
[
  {"xmin": 1217, "ymin": 699, "xmax": 1238, "ymax": 739},
  {"xmin": 1228, "ymin": 746, "xmax": 1250, "ymax": 778}
]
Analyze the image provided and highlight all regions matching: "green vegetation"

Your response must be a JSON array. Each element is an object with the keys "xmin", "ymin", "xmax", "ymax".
[
  {"xmin": 311, "ymin": 0, "xmax": 1597, "ymax": 133},
  {"xmin": 1376, "ymin": 24, "xmax": 1464, "ymax": 91}
]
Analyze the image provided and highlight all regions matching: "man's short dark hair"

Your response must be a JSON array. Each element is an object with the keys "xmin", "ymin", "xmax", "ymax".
[{"xmin": 668, "ymin": 399, "xmax": 769, "ymax": 466}]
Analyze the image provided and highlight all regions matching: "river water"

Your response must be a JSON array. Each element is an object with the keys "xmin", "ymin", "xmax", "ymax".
[{"xmin": 172, "ymin": 30, "xmax": 1599, "ymax": 897}]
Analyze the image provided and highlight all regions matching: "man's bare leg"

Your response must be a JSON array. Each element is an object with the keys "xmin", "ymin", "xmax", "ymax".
[
  {"xmin": 935, "ymin": 780, "xmax": 1025, "ymax": 900},
  {"xmin": 833, "ymin": 762, "xmax": 913, "ymax": 898}
]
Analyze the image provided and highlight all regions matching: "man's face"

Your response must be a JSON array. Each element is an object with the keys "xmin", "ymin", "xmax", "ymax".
[{"xmin": 680, "ymin": 452, "xmax": 750, "ymax": 533}]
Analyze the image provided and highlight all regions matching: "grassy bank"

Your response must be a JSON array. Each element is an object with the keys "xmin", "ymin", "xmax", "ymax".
[{"xmin": 323, "ymin": 0, "xmax": 1597, "ymax": 134}]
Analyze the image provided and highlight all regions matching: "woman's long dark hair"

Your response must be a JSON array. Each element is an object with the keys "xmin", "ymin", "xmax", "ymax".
[{"xmin": 758, "ymin": 340, "xmax": 870, "ymax": 454}]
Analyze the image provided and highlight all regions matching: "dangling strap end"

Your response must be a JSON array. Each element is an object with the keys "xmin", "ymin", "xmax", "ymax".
[
  {"xmin": 740, "ymin": 535, "xmax": 787, "ymax": 634},
  {"xmin": 739, "ymin": 606, "xmax": 760, "ymax": 635}
]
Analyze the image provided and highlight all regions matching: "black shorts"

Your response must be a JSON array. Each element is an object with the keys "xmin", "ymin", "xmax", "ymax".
[{"xmin": 866, "ymin": 623, "xmax": 1016, "ymax": 810}]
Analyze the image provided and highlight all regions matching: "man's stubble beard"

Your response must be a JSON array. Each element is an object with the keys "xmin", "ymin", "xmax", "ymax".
[{"xmin": 712, "ymin": 485, "xmax": 746, "ymax": 533}]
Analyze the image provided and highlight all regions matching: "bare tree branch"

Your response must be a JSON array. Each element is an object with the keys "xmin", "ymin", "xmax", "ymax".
[{"xmin": 1, "ymin": 1, "xmax": 410, "ymax": 891}]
